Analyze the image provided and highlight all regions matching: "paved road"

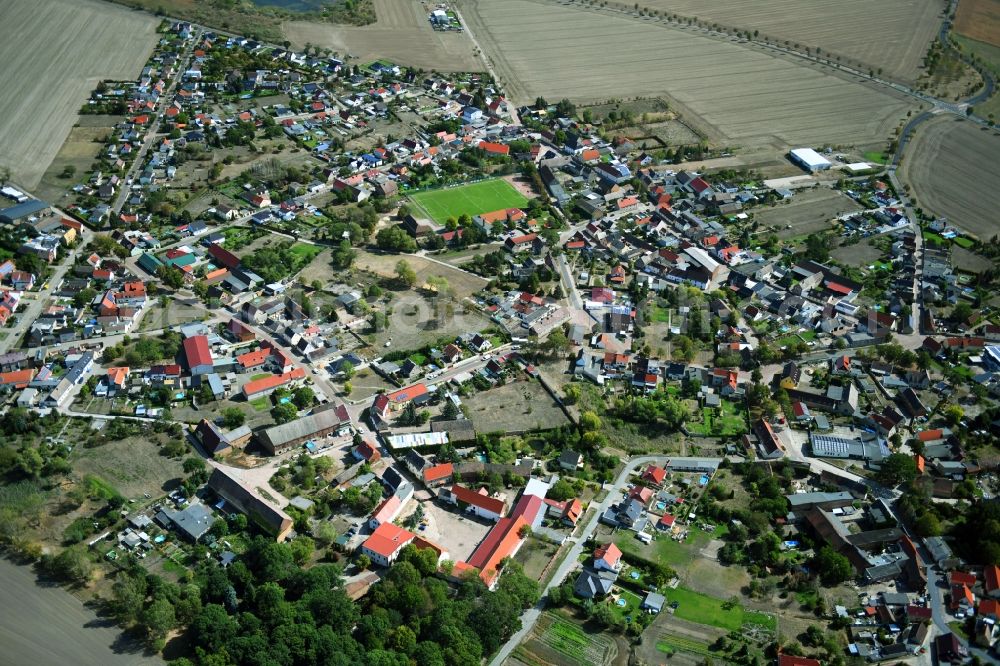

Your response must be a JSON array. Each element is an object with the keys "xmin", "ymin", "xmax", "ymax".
[
  {"xmin": 0, "ymin": 558, "xmax": 161, "ymax": 666},
  {"xmin": 112, "ymin": 31, "xmax": 201, "ymax": 216},
  {"xmin": 489, "ymin": 454, "xmax": 675, "ymax": 666}
]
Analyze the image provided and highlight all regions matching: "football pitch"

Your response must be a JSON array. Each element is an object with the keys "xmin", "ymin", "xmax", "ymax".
[{"xmin": 409, "ymin": 179, "xmax": 529, "ymax": 223}]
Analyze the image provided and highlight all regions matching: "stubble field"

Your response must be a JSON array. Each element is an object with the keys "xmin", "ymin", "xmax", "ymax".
[
  {"xmin": 459, "ymin": 0, "xmax": 915, "ymax": 149},
  {"xmin": 0, "ymin": 0, "xmax": 157, "ymax": 190},
  {"xmin": 629, "ymin": 0, "xmax": 943, "ymax": 82},
  {"xmin": 284, "ymin": 0, "xmax": 481, "ymax": 71},
  {"xmin": 954, "ymin": 0, "xmax": 1000, "ymax": 47},
  {"xmin": 900, "ymin": 116, "xmax": 1000, "ymax": 240}
]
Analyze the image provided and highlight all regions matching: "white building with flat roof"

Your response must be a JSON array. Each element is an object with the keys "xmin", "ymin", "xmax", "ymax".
[{"xmin": 789, "ymin": 148, "xmax": 832, "ymax": 172}]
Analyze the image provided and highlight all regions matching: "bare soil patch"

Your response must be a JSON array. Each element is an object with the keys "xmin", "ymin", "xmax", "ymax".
[
  {"xmin": 0, "ymin": 0, "xmax": 157, "ymax": 189},
  {"xmin": 35, "ymin": 120, "xmax": 118, "ymax": 203},
  {"xmin": 754, "ymin": 187, "xmax": 862, "ymax": 239},
  {"xmin": 955, "ymin": 0, "xmax": 1000, "ymax": 47},
  {"xmin": 900, "ymin": 116, "xmax": 1000, "ymax": 240},
  {"xmin": 354, "ymin": 249, "xmax": 488, "ymax": 299},
  {"xmin": 284, "ymin": 0, "xmax": 481, "ymax": 71},
  {"xmin": 463, "ymin": 379, "xmax": 570, "ymax": 433}
]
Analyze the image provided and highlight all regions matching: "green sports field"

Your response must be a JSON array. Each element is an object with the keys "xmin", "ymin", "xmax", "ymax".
[{"xmin": 409, "ymin": 179, "xmax": 529, "ymax": 224}]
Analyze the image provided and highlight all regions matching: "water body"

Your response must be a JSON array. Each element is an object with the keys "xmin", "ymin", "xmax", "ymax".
[
  {"xmin": 251, "ymin": 0, "xmax": 336, "ymax": 12},
  {"xmin": 0, "ymin": 558, "xmax": 162, "ymax": 666}
]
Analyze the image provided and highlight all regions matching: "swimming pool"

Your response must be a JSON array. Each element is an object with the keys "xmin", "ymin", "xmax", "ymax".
[
  {"xmin": 656, "ymin": 501, "xmax": 667, "ymax": 510},
  {"xmin": 616, "ymin": 598, "xmax": 627, "ymax": 607},
  {"xmin": 699, "ymin": 475, "xmax": 710, "ymax": 485}
]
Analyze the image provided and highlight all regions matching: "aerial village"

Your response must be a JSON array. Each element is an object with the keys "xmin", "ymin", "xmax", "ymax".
[{"xmin": 0, "ymin": 15, "xmax": 998, "ymax": 666}]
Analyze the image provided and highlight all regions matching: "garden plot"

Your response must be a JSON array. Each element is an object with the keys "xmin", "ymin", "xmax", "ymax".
[
  {"xmin": 462, "ymin": 380, "xmax": 570, "ymax": 434},
  {"xmin": 460, "ymin": 0, "xmax": 915, "ymax": 149}
]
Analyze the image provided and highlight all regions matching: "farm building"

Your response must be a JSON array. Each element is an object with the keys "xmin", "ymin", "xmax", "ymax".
[
  {"xmin": 0, "ymin": 199, "xmax": 49, "ymax": 224},
  {"xmin": 207, "ymin": 467, "xmax": 293, "ymax": 541},
  {"xmin": 444, "ymin": 484, "xmax": 507, "ymax": 521},
  {"xmin": 256, "ymin": 403, "xmax": 352, "ymax": 454},
  {"xmin": 789, "ymin": 148, "xmax": 832, "ymax": 172},
  {"xmin": 183, "ymin": 335, "xmax": 213, "ymax": 375}
]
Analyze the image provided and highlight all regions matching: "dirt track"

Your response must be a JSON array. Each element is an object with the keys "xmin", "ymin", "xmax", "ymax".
[
  {"xmin": 900, "ymin": 115, "xmax": 1000, "ymax": 240},
  {"xmin": 284, "ymin": 0, "xmax": 481, "ymax": 71},
  {"xmin": 0, "ymin": 0, "xmax": 157, "ymax": 189},
  {"xmin": 0, "ymin": 558, "xmax": 162, "ymax": 665}
]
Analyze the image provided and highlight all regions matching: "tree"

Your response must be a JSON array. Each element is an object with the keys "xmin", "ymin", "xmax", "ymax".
[
  {"xmin": 292, "ymin": 386, "xmax": 315, "ymax": 409},
  {"xmin": 183, "ymin": 457, "xmax": 206, "ymax": 475},
  {"xmin": 221, "ymin": 407, "xmax": 246, "ymax": 429},
  {"xmin": 876, "ymin": 453, "xmax": 918, "ymax": 487},
  {"xmin": 814, "ymin": 546, "xmax": 853, "ymax": 585},
  {"xmin": 944, "ymin": 404, "xmax": 964, "ymax": 427},
  {"xmin": 357, "ymin": 554, "xmax": 372, "ymax": 571},
  {"xmin": 579, "ymin": 411, "xmax": 602, "ymax": 432},
  {"xmin": 141, "ymin": 597, "xmax": 176, "ymax": 643},
  {"xmin": 271, "ymin": 402, "xmax": 298, "ymax": 424},
  {"xmin": 376, "ymin": 226, "xmax": 417, "ymax": 253},
  {"xmin": 395, "ymin": 260, "xmax": 416, "ymax": 287},
  {"xmin": 548, "ymin": 478, "xmax": 576, "ymax": 501}
]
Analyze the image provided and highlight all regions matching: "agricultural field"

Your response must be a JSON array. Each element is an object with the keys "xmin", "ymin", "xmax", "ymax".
[
  {"xmin": 630, "ymin": 0, "xmax": 943, "ymax": 82},
  {"xmin": 354, "ymin": 249, "xmax": 488, "ymax": 298},
  {"xmin": 513, "ymin": 612, "xmax": 617, "ymax": 666},
  {"xmin": 900, "ymin": 116, "xmax": 1000, "ymax": 239},
  {"xmin": 754, "ymin": 187, "xmax": 863, "ymax": 239},
  {"xmin": 460, "ymin": 0, "xmax": 916, "ymax": 149},
  {"xmin": 462, "ymin": 379, "xmax": 570, "ymax": 434},
  {"xmin": 0, "ymin": 0, "xmax": 157, "ymax": 189},
  {"xmin": 284, "ymin": 0, "xmax": 481, "ymax": 71},
  {"xmin": 954, "ymin": 0, "xmax": 1000, "ymax": 47},
  {"xmin": 409, "ymin": 179, "xmax": 530, "ymax": 224}
]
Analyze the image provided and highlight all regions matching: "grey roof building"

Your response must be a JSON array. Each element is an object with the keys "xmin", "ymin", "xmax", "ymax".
[
  {"xmin": 163, "ymin": 503, "xmax": 215, "ymax": 542},
  {"xmin": 574, "ymin": 568, "xmax": 617, "ymax": 599}
]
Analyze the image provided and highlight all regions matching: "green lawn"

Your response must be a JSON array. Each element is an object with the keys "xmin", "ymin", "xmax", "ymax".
[
  {"xmin": 249, "ymin": 397, "xmax": 271, "ymax": 411},
  {"xmin": 953, "ymin": 236, "xmax": 975, "ymax": 249},
  {"xmin": 288, "ymin": 242, "xmax": 322, "ymax": 263},
  {"xmin": 608, "ymin": 589, "xmax": 643, "ymax": 623},
  {"xmin": 409, "ymin": 178, "xmax": 529, "ymax": 224},
  {"xmin": 667, "ymin": 587, "xmax": 744, "ymax": 631},
  {"xmin": 863, "ymin": 151, "xmax": 888, "ymax": 164},
  {"xmin": 687, "ymin": 401, "xmax": 748, "ymax": 437},
  {"xmin": 647, "ymin": 305, "xmax": 671, "ymax": 323},
  {"xmin": 250, "ymin": 373, "xmax": 271, "ymax": 381}
]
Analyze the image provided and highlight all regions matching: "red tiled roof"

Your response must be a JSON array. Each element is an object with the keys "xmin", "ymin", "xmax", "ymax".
[
  {"xmin": 0, "ymin": 369, "xmax": 35, "ymax": 388},
  {"xmin": 594, "ymin": 542, "xmax": 622, "ymax": 566},
  {"xmin": 423, "ymin": 463, "xmax": 453, "ymax": 483},
  {"xmin": 183, "ymin": 335, "xmax": 212, "ymax": 368},
  {"xmin": 465, "ymin": 516, "xmax": 527, "ymax": 587},
  {"xmin": 242, "ymin": 368, "xmax": 305, "ymax": 397},
  {"xmin": 778, "ymin": 656, "xmax": 821, "ymax": 666},
  {"xmin": 363, "ymin": 522, "xmax": 414, "ymax": 558},
  {"xmin": 985, "ymin": 565, "xmax": 1000, "ymax": 593},
  {"xmin": 450, "ymin": 484, "xmax": 505, "ymax": 515}
]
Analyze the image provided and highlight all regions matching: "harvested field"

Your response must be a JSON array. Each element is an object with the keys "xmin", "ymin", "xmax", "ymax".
[
  {"xmin": 460, "ymin": 0, "xmax": 916, "ymax": 149},
  {"xmin": 900, "ymin": 116, "xmax": 1000, "ymax": 239},
  {"xmin": 955, "ymin": 0, "xmax": 1000, "ymax": 47},
  {"xmin": 628, "ymin": 0, "xmax": 943, "ymax": 82},
  {"xmin": 754, "ymin": 188, "xmax": 862, "ymax": 239},
  {"xmin": 463, "ymin": 379, "xmax": 570, "ymax": 433},
  {"xmin": 409, "ymin": 179, "xmax": 530, "ymax": 224},
  {"xmin": 354, "ymin": 249, "xmax": 488, "ymax": 299},
  {"xmin": 0, "ymin": 0, "xmax": 157, "ymax": 189},
  {"xmin": 284, "ymin": 0, "xmax": 481, "ymax": 71}
]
